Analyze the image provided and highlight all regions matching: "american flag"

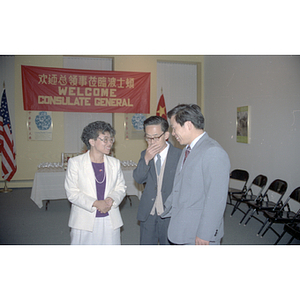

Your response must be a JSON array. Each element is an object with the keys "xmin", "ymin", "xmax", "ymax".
[{"xmin": 0, "ymin": 89, "xmax": 17, "ymax": 181}]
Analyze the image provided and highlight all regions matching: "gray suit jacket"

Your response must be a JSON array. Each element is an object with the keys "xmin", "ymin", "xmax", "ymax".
[
  {"xmin": 133, "ymin": 142, "xmax": 182, "ymax": 222},
  {"xmin": 161, "ymin": 133, "xmax": 230, "ymax": 244}
]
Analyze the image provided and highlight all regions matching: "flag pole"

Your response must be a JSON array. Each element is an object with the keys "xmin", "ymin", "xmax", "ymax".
[{"xmin": 0, "ymin": 180, "xmax": 12, "ymax": 193}]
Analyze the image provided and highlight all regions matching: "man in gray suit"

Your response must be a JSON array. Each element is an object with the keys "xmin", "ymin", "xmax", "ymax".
[
  {"xmin": 161, "ymin": 104, "xmax": 230, "ymax": 245},
  {"xmin": 133, "ymin": 116, "xmax": 181, "ymax": 245}
]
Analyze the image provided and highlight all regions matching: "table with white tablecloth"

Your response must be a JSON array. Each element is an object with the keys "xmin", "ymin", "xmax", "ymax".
[
  {"xmin": 122, "ymin": 168, "xmax": 144, "ymax": 205},
  {"xmin": 31, "ymin": 167, "xmax": 143, "ymax": 209},
  {"xmin": 30, "ymin": 170, "xmax": 67, "ymax": 209}
]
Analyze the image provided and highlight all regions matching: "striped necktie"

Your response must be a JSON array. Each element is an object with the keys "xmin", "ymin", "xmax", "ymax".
[{"xmin": 183, "ymin": 146, "xmax": 191, "ymax": 165}]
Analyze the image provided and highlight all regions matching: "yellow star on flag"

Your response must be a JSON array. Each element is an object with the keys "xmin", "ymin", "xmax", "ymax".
[{"xmin": 156, "ymin": 105, "xmax": 166, "ymax": 117}]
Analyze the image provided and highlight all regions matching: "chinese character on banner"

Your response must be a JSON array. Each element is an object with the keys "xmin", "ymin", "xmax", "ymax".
[
  {"xmin": 0, "ymin": 89, "xmax": 17, "ymax": 181},
  {"xmin": 156, "ymin": 93, "xmax": 167, "ymax": 120}
]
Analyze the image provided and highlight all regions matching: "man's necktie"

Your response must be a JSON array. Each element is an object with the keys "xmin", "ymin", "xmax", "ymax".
[
  {"xmin": 183, "ymin": 146, "xmax": 191, "ymax": 165},
  {"xmin": 156, "ymin": 154, "xmax": 161, "ymax": 175}
]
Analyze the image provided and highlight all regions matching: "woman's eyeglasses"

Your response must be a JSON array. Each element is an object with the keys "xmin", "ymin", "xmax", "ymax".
[{"xmin": 97, "ymin": 137, "xmax": 115, "ymax": 144}]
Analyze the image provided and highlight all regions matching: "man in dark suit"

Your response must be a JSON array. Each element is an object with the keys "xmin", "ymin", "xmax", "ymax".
[
  {"xmin": 133, "ymin": 116, "xmax": 182, "ymax": 245},
  {"xmin": 161, "ymin": 104, "xmax": 230, "ymax": 245}
]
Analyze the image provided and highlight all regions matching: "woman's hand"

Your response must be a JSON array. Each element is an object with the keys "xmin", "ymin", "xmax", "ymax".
[{"xmin": 93, "ymin": 198, "xmax": 113, "ymax": 213}]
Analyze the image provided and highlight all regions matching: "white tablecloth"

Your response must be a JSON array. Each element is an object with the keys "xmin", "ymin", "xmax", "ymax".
[
  {"xmin": 31, "ymin": 171, "xmax": 67, "ymax": 208},
  {"xmin": 122, "ymin": 168, "xmax": 144, "ymax": 198},
  {"xmin": 31, "ymin": 168, "xmax": 143, "ymax": 209}
]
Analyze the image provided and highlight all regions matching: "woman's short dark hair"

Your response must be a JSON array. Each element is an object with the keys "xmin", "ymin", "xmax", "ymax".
[
  {"xmin": 81, "ymin": 121, "xmax": 116, "ymax": 150},
  {"xmin": 143, "ymin": 116, "xmax": 169, "ymax": 133},
  {"xmin": 167, "ymin": 104, "xmax": 205, "ymax": 129}
]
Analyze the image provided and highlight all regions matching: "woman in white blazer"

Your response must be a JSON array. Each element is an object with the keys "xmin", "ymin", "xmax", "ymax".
[{"xmin": 65, "ymin": 121, "xmax": 126, "ymax": 245}]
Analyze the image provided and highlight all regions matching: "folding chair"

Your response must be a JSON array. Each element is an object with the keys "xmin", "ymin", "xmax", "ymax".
[
  {"xmin": 228, "ymin": 169, "xmax": 249, "ymax": 205},
  {"xmin": 230, "ymin": 174, "xmax": 267, "ymax": 217},
  {"xmin": 257, "ymin": 187, "xmax": 300, "ymax": 238},
  {"xmin": 239, "ymin": 179, "xmax": 288, "ymax": 226},
  {"xmin": 274, "ymin": 217, "xmax": 300, "ymax": 245}
]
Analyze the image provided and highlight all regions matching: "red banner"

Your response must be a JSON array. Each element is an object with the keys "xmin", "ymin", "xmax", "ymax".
[{"xmin": 21, "ymin": 65, "xmax": 150, "ymax": 113}]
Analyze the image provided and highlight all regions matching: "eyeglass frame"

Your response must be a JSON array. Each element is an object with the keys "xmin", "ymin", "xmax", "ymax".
[
  {"xmin": 144, "ymin": 132, "xmax": 165, "ymax": 142},
  {"xmin": 97, "ymin": 136, "xmax": 115, "ymax": 144}
]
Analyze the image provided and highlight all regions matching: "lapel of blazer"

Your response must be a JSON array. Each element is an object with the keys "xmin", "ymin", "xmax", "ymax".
[
  {"xmin": 188, "ymin": 132, "xmax": 208, "ymax": 161},
  {"xmin": 173, "ymin": 149, "xmax": 185, "ymax": 186},
  {"xmin": 147, "ymin": 153, "xmax": 156, "ymax": 174},
  {"xmin": 164, "ymin": 142, "xmax": 175, "ymax": 171},
  {"xmin": 104, "ymin": 155, "xmax": 113, "ymax": 198},
  {"xmin": 161, "ymin": 143, "xmax": 173, "ymax": 186},
  {"xmin": 173, "ymin": 133, "xmax": 209, "ymax": 185},
  {"xmin": 82, "ymin": 151, "xmax": 97, "ymax": 197}
]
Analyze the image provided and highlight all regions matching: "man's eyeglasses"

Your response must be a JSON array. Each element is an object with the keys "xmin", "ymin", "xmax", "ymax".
[
  {"xmin": 97, "ymin": 137, "xmax": 115, "ymax": 144},
  {"xmin": 145, "ymin": 132, "xmax": 165, "ymax": 142}
]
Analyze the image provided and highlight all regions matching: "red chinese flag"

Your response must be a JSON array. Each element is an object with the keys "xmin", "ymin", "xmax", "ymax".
[{"xmin": 156, "ymin": 94, "xmax": 167, "ymax": 120}]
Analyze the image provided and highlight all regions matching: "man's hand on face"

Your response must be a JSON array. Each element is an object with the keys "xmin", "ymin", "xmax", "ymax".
[{"xmin": 144, "ymin": 142, "xmax": 162, "ymax": 165}]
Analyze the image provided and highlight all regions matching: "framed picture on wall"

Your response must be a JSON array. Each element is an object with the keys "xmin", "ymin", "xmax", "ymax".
[
  {"xmin": 27, "ymin": 111, "xmax": 53, "ymax": 141},
  {"xmin": 236, "ymin": 106, "xmax": 250, "ymax": 143},
  {"xmin": 124, "ymin": 113, "xmax": 147, "ymax": 140}
]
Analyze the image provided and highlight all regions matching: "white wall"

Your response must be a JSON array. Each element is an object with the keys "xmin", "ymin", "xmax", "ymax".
[{"xmin": 204, "ymin": 55, "xmax": 300, "ymax": 211}]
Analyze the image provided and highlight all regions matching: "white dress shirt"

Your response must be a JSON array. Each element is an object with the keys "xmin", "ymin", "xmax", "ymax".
[{"xmin": 154, "ymin": 142, "xmax": 169, "ymax": 165}]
